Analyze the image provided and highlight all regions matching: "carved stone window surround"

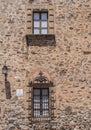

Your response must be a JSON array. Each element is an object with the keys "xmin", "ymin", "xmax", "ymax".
[{"xmin": 26, "ymin": 71, "xmax": 55, "ymax": 123}]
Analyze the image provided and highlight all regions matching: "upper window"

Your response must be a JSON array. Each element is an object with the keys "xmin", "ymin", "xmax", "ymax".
[
  {"xmin": 26, "ymin": 5, "xmax": 54, "ymax": 35},
  {"xmin": 33, "ymin": 12, "xmax": 48, "ymax": 34}
]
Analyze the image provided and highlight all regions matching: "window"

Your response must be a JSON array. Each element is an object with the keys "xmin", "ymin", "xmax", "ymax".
[
  {"xmin": 26, "ymin": 6, "xmax": 55, "ymax": 46},
  {"xmin": 33, "ymin": 88, "xmax": 49, "ymax": 117},
  {"xmin": 27, "ymin": 71, "xmax": 55, "ymax": 120},
  {"xmin": 33, "ymin": 12, "xmax": 48, "ymax": 34},
  {"xmin": 26, "ymin": 5, "xmax": 54, "ymax": 35}
]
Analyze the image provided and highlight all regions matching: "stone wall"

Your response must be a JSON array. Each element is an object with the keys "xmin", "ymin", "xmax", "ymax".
[{"xmin": 0, "ymin": 0, "xmax": 91, "ymax": 130}]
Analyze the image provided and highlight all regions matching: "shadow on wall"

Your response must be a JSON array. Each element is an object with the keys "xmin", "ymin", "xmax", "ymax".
[{"xmin": 5, "ymin": 80, "xmax": 11, "ymax": 99}]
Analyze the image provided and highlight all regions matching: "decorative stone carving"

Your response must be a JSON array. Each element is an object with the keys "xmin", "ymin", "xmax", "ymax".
[{"xmin": 29, "ymin": 71, "xmax": 53, "ymax": 86}]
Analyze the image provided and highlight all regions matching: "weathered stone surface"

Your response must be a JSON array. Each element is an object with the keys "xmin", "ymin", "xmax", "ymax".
[
  {"xmin": 0, "ymin": 0, "xmax": 91, "ymax": 130},
  {"xmin": 56, "ymin": 109, "xmax": 91, "ymax": 130}
]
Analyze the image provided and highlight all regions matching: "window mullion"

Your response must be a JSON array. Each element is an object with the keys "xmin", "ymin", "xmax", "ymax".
[
  {"xmin": 40, "ymin": 89, "xmax": 42, "ymax": 115},
  {"xmin": 40, "ymin": 19, "xmax": 41, "ymax": 34},
  {"xmin": 40, "ymin": 13, "xmax": 41, "ymax": 34}
]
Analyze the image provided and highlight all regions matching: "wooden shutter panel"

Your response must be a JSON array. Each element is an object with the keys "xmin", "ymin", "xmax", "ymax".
[
  {"xmin": 48, "ymin": 6, "xmax": 54, "ymax": 34},
  {"xmin": 26, "ymin": 6, "xmax": 32, "ymax": 34}
]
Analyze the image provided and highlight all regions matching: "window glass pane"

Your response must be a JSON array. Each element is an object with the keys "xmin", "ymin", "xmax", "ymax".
[
  {"xmin": 34, "ymin": 13, "xmax": 40, "ymax": 20},
  {"xmin": 42, "ymin": 89, "xmax": 48, "ymax": 95},
  {"xmin": 43, "ymin": 110, "xmax": 49, "ymax": 116},
  {"xmin": 41, "ymin": 29, "xmax": 47, "ymax": 34},
  {"xmin": 34, "ymin": 96, "xmax": 40, "ymax": 102},
  {"xmin": 34, "ymin": 103, "xmax": 40, "ymax": 109},
  {"xmin": 34, "ymin": 29, "xmax": 40, "ymax": 34},
  {"xmin": 34, "ymin": 21, "xmax": 40, "ymax": 27},
  {"xmin": 41, "ymin": 13, "xmax": 47, "ymax": 20},
  {"xmin": 33, "ymin": 88, "xmax": 49, "ymax": 117},
  {"xmin": 34, "ymin": 110, "xmax": 40, "ymax": 116},
  {"xmin": 42, "ymin": 103, "xmax": 48, "ymax": 109},
  {"xmin": 41, "ymin": 21, "xmax": 47, "ymax": 28},
  {"xmin": 42, "ymin": 96, "xmax": 48, "ymax": 102},
  {"xmin": 34, "ymin": 89, "xmax": 40, "ymax": 95}
]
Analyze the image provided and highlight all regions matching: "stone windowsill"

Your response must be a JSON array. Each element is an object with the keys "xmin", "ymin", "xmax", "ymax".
[
  {"xmin": 26, "ymin": 34, "xmax": 56, "ymax": 46},
  {"xmin": 31, "ymin": 117, "xmax": 51, "ymax": 122}
]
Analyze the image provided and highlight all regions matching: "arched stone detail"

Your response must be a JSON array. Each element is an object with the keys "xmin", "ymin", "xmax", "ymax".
[
  {"xmin": 29, "ymin": 71, "xmax": 53, "ymax": 86},
  {"xmin": 27, "ymin": 67, "xmax": 55, "ymax": 85}
]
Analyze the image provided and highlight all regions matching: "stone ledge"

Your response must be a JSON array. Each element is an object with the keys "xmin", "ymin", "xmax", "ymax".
[
  {"xmin": 31, "ymin": 117, "xmax": 51, "ymax": 123},
  {"xmin": 26, "ymin": 34, "xmax": 56, "ymax": 46}
]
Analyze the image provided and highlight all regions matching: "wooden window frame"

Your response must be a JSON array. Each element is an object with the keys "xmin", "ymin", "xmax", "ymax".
[
  {"xmin": 33, "ymin": 12, "xmax": 48, "ymax": 34},
  {"xmin": 33, "ymin": 88, "xmax": 49, "ymax": 117}
]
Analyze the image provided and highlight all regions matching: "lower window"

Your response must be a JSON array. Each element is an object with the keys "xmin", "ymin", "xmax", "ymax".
[{"xmin": 33, "ymin": 88, "xmax": 49, "ymax": 117}]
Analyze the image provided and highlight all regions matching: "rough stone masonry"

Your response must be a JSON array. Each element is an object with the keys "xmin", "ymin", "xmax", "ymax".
[{"xmin": 0, "ymin": 0, "xmax": 91, "ymax": 130}]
